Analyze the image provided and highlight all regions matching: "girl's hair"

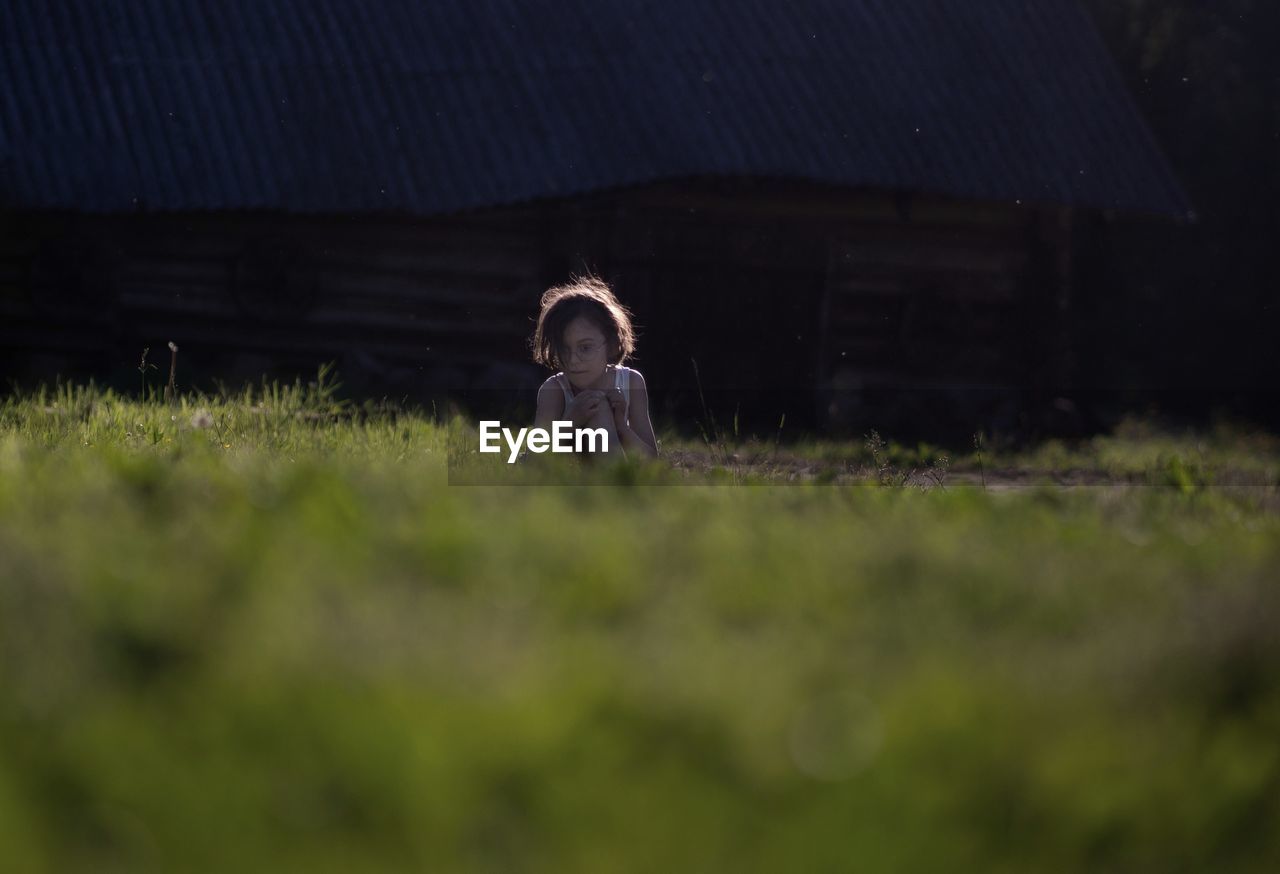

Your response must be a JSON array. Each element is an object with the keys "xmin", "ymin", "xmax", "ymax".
[{"xmin": 530, "ymin": 275, "xmax": 636, "ymax": 370}]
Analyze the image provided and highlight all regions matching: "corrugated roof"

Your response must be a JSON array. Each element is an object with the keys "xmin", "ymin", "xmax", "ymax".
[{"xmin": 0, "ymin": 0, "xmax": 1192, "ymax": 218}]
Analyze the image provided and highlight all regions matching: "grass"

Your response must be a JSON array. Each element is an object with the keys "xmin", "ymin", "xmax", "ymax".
[{"xmin": 2, "ymin": 374, "xmax": 1279, "ymax": 872}]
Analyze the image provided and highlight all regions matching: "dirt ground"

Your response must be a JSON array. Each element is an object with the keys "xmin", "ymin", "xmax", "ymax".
[{"xmin": 661, "ymin": 447, "xmax": 1280, "ymax": 502}]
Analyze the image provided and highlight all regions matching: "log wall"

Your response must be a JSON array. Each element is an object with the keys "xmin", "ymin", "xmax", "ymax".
[{"xmin": 1, "ymin": 181, "xmax": 1071, "ymax": 435}]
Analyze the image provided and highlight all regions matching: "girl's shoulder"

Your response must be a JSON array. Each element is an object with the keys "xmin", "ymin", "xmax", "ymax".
[
  {"xmin": 616, "ymin": 364, "xmax": 647, "ymax": 386},
  {"xmin": 538, "ymin": 373, "xmax": 570, "ymax": 398}
]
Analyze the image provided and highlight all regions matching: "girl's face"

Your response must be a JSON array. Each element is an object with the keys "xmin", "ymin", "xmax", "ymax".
[{"xmin": 560, "ymin": 315, "xmax": 611, "ymax": 388}]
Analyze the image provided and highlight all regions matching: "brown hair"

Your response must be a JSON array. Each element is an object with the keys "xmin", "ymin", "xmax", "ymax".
[{"xmin": 530, "ymin": 274, "xmax": 636, "ymax": 370}]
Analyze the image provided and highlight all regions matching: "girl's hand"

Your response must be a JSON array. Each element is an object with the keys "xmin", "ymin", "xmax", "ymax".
[
  {"xmin": 605, "ymin": 387, "xmax": 627, "ymax": 430},
  {"xmin": 565, "ymin": 390, "xmax": 606, "ymax": 427}
]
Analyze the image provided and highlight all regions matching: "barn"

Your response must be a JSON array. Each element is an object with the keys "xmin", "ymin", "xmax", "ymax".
[{"xmin": 0, "ymin": 0, "xmax": 1190, "ymax": 436}]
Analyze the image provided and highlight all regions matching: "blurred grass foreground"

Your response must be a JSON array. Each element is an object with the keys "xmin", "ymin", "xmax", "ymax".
[{"xmin": 1, "ymin": 375, "xmax": 1279, "ymax": 872}]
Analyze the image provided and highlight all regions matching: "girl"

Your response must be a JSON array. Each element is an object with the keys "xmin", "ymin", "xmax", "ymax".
[{"xmin": 530, "ymin": 276, "xmax": 659, "ymax": 460}]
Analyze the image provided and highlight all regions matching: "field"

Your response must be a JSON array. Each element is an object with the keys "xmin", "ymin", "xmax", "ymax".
[{"xmin": 2, "ymin": 375, "xmax": 1278, "ymax": 872}]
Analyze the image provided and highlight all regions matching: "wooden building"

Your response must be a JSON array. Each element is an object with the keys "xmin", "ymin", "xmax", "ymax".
[{"xmin": 0, "ymin": 1, "xmax": 1190, "ymax": 436}]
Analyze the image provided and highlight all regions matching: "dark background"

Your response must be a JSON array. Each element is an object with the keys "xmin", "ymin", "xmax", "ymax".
[
  {"xmin": 1075, "ymin": 0, "xmax": 1279, "ymax": 426},
  {"xmin": 3, "ymin": 2, "xmax": 1275, "ymax": 438}
]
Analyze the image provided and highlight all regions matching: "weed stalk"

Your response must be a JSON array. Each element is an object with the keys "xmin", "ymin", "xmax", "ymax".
[
  {"xmin": 164, "ymin": 342, "xmax": 179, "ymax": 406},
  {"xmin": 974, "ymin": 430, "xmax": 987, "ymax": 490}
]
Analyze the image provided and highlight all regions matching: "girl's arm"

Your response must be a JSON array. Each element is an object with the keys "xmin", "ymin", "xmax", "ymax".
[
  {"xmin": 618, "ymin": 371, "xmax": 659, "ymax": 457},
  {"xmin": 533, "ymin": 379, "xmax": 566, "ymax": 433}
]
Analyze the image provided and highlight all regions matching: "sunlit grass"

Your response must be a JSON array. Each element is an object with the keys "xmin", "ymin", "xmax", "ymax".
[{"xmin": 2, "ymin": 377, "xmax": 1278, "ymax": 871}]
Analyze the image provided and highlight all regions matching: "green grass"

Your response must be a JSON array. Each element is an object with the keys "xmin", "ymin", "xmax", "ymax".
[{"xmin": 2, "ymin": 377, "xmax": 1279, "ymax": 872}]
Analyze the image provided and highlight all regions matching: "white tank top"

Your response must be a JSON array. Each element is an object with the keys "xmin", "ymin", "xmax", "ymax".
[{"xmin": 556, "ymin": 365, "xmax": 632, "ymax": 421}]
